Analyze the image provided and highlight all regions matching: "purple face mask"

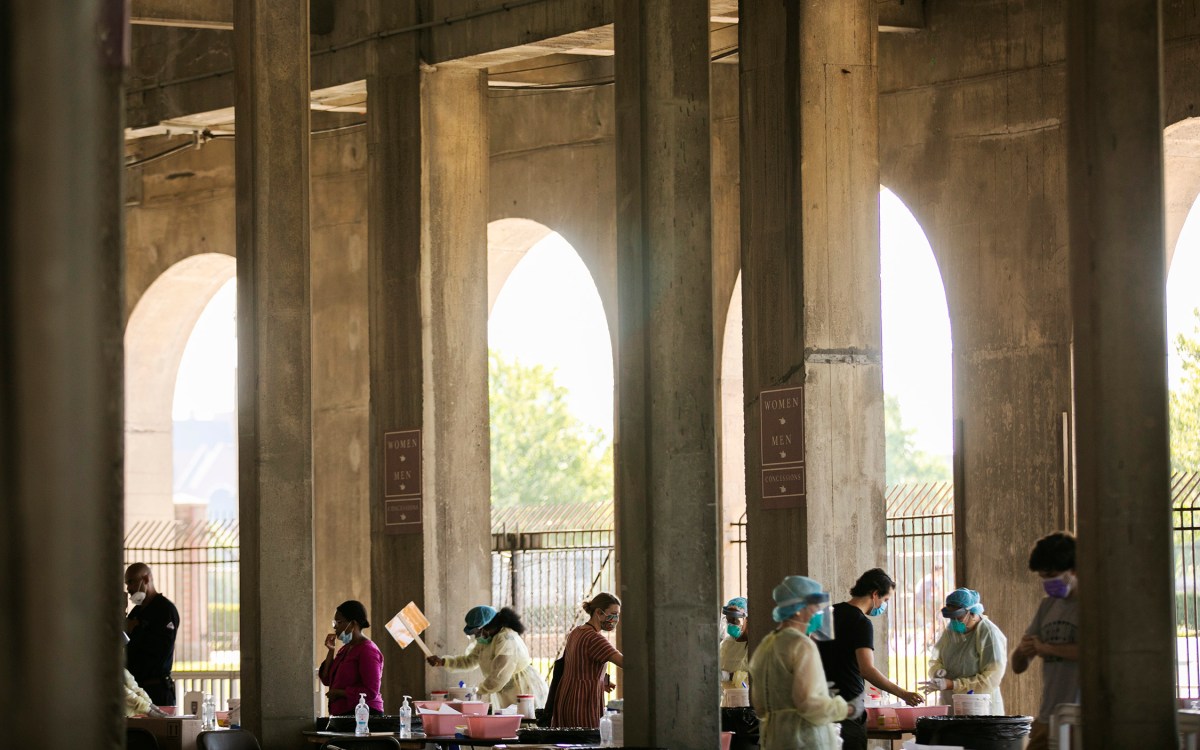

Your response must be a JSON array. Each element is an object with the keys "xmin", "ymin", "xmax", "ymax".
[{"xmin": 1043, "ymin": 574, "xmax": 1072, "ymax": 598}]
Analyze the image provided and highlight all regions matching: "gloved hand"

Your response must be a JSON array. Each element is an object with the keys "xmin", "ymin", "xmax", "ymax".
[
  {"xmin": 721, "ymin": 670, "xmax": 733, "ymax": 682},
  {"xmin": 919, "ymin": 677, "xmax": 951, "ymax": 693},
  {"xmin": 847, "ymin": 691, "xmax": 866, "ymax": 721},
  {"xmin": 827, "ymin": 681, "xmax": 840, "ymax": 697}
]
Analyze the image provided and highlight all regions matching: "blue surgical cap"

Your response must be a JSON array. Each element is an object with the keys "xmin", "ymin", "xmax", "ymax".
[
  {"xmin": 771, "ymin": 576, "xmax": 828, "ymax": 622},
  {"xmin": 463, "ymin": 605, "xmax": 497, "ymax": 634},
  {"xmin": 942, "ymin": 588, "xmax": 984, "ymax": 617},
  {"xmin": 722, "ymin": 597, "xmax": 748, "ymax": 617}
]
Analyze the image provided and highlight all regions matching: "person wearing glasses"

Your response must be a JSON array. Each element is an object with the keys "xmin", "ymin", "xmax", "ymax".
[
  {"xmin": 319, "ymin": 600, "xmax": 384, "ymax": 716},
  {"xmin": 551, "ymin": 592, "xmax": 624, "ymax": 728},
  {"xmin": 920, "ymin": 588, "xmax": 1008, "ymax": 713}
]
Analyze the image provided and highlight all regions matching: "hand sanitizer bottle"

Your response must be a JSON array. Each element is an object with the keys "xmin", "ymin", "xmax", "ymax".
[
  {"xmin": 398, "ymin": 695, "xmax": 412, "ymax": 738},
  {"xmin": 355, "ymin": 693, "xmax": 370, "ymax": 736},
  {"xmin": 599, "ymin": 709, "xmax": 613, "ymax": 746}
]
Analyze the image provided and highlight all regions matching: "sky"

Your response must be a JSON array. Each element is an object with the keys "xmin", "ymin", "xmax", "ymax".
[
  {"xmin": 488, "ymin": 233, "xmax": 615, "ymax": 436},
  {"xmin": 172, "ymin": 193, "xmax": 1200, "ymax": 457}
]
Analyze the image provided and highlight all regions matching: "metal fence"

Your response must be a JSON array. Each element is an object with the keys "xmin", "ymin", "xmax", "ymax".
[
  {"xmin": 1174, "ymin": 472, "xmax": 1200, "ymax": 701},
  {"xmin": 491, "ymin": 502, "xmax": 617, "ymax": 672},
  {"xmin": 124, "ymin": 519, "xmax": 241, "ymax": 708},
  {"xmin": 123, "ymin": 472, "xmax": 1200, "ymax": 708},
  {"xmin": 884, "ymin": 482, "xmax": 955, "ymax": 691}
]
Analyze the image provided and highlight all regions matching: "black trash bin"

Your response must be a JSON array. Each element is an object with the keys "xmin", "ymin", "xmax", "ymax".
[
  {"xmin": 720, "ymin": 706, "xmax": 760, "ymax": 750},
  {"xmin": 914, "ymin": 715, "xmax": 1033, "ymax": 750}
]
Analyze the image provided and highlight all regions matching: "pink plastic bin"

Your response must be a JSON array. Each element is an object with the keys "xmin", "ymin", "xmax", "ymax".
[
  {"xmin": 420, "ymin": 711, "xmax": 466, "ymax": 736},
  {"xmin": 447, "ymin": 700, "xmax": 489, "ymax": 716},
  {"xmin": 465, "ymin": 714, "xmax": 522, "ymax": 739},
  {"xmin": 720, "ymin": 730, "xmax": 734, "ymax": 750}
]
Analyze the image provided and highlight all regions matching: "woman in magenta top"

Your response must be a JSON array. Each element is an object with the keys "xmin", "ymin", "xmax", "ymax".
[
  {"xmin": 318, "ymin": 600, "xmax": 385, "ymax": 715},
  {"xmin": 552, "ymin": 592, "xmax": 624, "ymax": 728}
]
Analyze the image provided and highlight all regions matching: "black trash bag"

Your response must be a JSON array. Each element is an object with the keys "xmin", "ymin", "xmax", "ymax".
[
  {"xmin": 537, "ymin": 656, "xmax": 566, "ymax": 727},
  {"xmin": 721, "ymin": 706, "xmax": 760, "ymax": 750},
  {"xmin": 915, "ymin": 715, "xmax": 1033, "ymax": 750}
]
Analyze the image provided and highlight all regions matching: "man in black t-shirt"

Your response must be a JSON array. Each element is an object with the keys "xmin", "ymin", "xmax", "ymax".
[
  {"xmin": 816, "ymin": 568, "xmax": 923, "ymax": 750},
  {"xmin": 125, "ymin": 563, "xmax": 180, "ymax": 707}
]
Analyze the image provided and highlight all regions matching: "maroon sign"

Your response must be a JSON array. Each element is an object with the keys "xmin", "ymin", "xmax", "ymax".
[
  {"xmin": 759, "ymin": 386, "xmax": 805, "ymax": 509},
  {"xmin": 384, "ymin": 429, "xmax": 422, "ymax": 534}
]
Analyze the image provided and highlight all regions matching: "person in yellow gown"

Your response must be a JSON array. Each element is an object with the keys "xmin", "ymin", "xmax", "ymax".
[{"xmin": 749, "ymin": 576, "xmax": 863, "ymax": 750}]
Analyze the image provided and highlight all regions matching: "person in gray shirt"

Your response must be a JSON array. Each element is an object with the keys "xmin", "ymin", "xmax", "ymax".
[{"xmin": 1012, "ymin": 531, "xmax": 1079, "ymax": 750}]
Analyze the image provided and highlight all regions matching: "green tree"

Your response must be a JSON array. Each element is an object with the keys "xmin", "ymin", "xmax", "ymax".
[
  {"xmin": 1171, "ymin": 308, "xmax": 1200, "ymax": 473},
  {"xmin": 489, "ymin": 349, "xmax": 613, "ymax": 506},
  {"xmin": 885, "ymin": 394, "xmax": 951, "ymax": 485}
]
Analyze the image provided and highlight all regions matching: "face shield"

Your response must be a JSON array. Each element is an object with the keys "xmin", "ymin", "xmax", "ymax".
[{"xmin": 804, "ymin": 594, "xmax": 835, "ymax": 642}]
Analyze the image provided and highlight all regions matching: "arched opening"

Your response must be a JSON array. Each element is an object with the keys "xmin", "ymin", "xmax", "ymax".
[
  {"xmin": 125, "ymin": 253, "xmax": 236, "ymax": 529},
  {"xmin": 879, "ymin": 187, "xmax": 953, "ymax": 688},
  {"xmin": 486, "ymin": 219, "xmax": 614, "ymax": 666},
  {"xmin": 719, "ymin": 278, "xmax": 746, "ymax": 608},
  {"xmin": 1165, "ymin": 119, "xmax": 1200, "ymax": 699},
  {"xmin": 123, "ymin": 251, "xmax": 239, "ymax": 705}
]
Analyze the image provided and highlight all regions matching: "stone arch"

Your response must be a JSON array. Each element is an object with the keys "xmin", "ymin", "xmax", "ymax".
[
  {"xmin": 1167, "ymin": 117, "xmax": 1200, "ymax": 269},
  {"xmin": 487, "ymin": 218, "xmax": 554, "ymax": 315},
  {"xmin": 718, "ymin": 275, "xmax": 746, "ymax": 605},
  {"xmin": 124, "ymin": 253, "xmax": 236, "ymax": 531}
]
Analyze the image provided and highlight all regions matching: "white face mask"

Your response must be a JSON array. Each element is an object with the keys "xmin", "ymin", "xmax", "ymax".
[{"xmin": 129, "ymin": 588, "xmax": 147, "ymax": 606}]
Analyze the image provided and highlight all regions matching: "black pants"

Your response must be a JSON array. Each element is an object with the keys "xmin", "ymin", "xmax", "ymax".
[
  {"xmin": 140, "ymin": 676, "xmax": 175, "ymax": 709},
  {"xmin": 838, "ymin": 715, "xmax": 867, "ymax": 750}
]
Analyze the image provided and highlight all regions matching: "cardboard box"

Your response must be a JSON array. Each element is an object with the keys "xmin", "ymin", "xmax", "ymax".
[{"xmin": 127, "ymin": 716, "xmax": 202, "ymax": 750}]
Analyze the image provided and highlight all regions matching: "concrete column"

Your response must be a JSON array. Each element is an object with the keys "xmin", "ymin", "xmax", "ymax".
[
  {"xmin": 1066, "ymin": 0, "xmax": 1176, "ymax": 745},
  {"xmin": 0, "ymin": 1, "xmax": 125, "ymax": 747},
  {"xmin": 366, "ymin": 2, "xmax": 490, "ymax": 705},
  {"xmin": 233, "ymin": 1, "xmax": 315, "ymax": 744},
  {"xmin": 740, "ymin": 0, "xmax": 885, "ymax": 644},
  {"xmin": 614, "ymin": 1, "xmax": 719, "ymax": 746}
]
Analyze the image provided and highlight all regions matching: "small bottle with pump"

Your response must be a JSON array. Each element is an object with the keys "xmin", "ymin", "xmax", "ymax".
[
  {"xmin": 201, "ymin": 694, "xmax": 217, "ymax": 730},
  {"xmin": 398, "ymin": 695, "xmax": 412, "ymax": 738},
  {"xmin": 355, "ymin": 693, "xmax": 370, "ymax": 736},
  {"xmin": 599, "ymin": 709, "xmax": 614, "ymax": 746}
]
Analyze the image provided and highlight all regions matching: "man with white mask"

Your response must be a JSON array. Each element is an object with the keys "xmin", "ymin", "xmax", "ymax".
[{"xmin": 125, "ymin": 562, "xmax": 180, "ymax": 707}]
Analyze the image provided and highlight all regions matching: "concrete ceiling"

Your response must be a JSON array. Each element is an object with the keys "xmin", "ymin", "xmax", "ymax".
[{"xmin": 125, "ymin": 0, "xmax": 923, "ymax": 140}]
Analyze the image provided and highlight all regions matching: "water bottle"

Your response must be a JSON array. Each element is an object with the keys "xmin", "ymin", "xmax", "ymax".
[
  {"xmin": 599, "ymin": 710, "xmax": 614, "ymax": 746},
  {"xmin": 201, "ymin": 694, "xmax": 217, "ymax": 730},
  {"xmin": 355, "ymin": 693, "xmax": 370, "ymax": 736},
  {"xmin": 398, "ymin": 694, "xmax": 412, "ymax": 738}
]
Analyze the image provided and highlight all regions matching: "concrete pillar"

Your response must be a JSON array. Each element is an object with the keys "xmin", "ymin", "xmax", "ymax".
[
  {"xmin": 233, "ymin": 1, "xmax": 315, "ymax": 744},
  {"xmin": 0, "ymin": 1, "xmax": 126, "ymax": 747},
  {"xmin": 740, "ymin": 0, "xmax": 885, "ymax": 643},
  {"xmin": 366, "ymin": 1, "xmax": 491, "ymax": 705},
  {"xmin": 614, "ymin": 1, "xmax": 719, "ymax": 746},
  {"xmin": 1066, "ymin": 0, "xmax": 1177, "ymax": 745}
]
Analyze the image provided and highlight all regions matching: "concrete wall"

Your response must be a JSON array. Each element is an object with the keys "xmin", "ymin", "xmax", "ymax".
[
  {"xmin": 879, "ymin": 0, "xmax": 1071, "ymax": 717},
  {"xmin": 879, "ymin": 0, "xmax": 1200, "ymax": 715}
]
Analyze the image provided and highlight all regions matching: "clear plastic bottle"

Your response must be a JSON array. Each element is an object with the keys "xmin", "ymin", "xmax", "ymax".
[
  {"xmin": 599, "ymin": 710, "xmax": 614, "ymax": 746},
  {"xmin": 398, "ymin": 694, "xmax": 412, "ymax": 738},
  {"xmin": 355, "ymin": 693, "xmax": 370, "ymax": 736},
  {"xmin": 201, "ymin": 694, "xmax": 216, "ymax": 730}
]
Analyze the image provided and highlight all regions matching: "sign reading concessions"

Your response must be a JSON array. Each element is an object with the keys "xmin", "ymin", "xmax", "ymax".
[
  {"xmin": 384, "ymin": 429, "xmax": 422, "ymax": 534},
  {"xmin": 759, "ymin": 386, "xmax": 805, "ymax": 509}
]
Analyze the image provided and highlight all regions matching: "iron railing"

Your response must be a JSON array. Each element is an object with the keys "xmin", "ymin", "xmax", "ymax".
[
  {"xmin": 124, "ymin": 519, "xmax": 240, "ymax": 708},
  {"xmin": 884, "ymin": 482, "xmax": 955, "ymax": 690},
  {"xmin": 1174, "ymin": 472, "xmax": 1200, "ymax": 701}
]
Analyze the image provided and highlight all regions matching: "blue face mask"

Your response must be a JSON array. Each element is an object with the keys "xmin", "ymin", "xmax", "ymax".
[
  {"xmin": 868, "ymin": 601, "xmax": 888, "ymax": 617},
  {"xmin": 949, "ymin": 619, "xmax": 968, "ymax": 634},
  {"xmin": 338, "ymin": 630, "xmax": 352, "ymax": 645},
  {"xmin": 726, "ymin": 624, "xmax": 743, "ymax": 639},
  {"xmin": 805, "ymin": 612, "xmax": 824, "ymax": 636}
]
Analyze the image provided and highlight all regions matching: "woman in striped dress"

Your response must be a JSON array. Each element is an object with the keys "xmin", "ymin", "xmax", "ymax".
[{"xmin": 551, "ymin": 593, "xmax": 624, "ymax": 728}]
